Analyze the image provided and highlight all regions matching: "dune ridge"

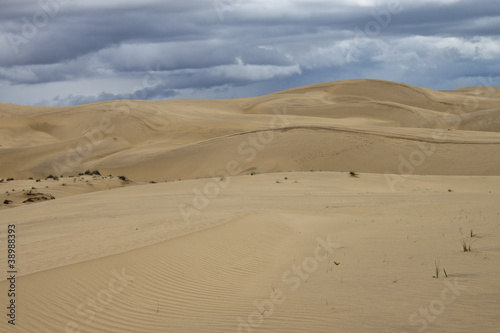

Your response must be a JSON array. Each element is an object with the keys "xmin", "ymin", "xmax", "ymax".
[
  {"xmin": 1, "ymin": 79, "xmax": 500, "ymax": 181},
  {"xmin": 1, "ymin": 79, "xmax": 500, "ymax": 332}
]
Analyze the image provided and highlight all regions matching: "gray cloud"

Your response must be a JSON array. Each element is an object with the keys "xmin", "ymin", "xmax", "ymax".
[{"xmin": 0, "ymin": 0, "xmax": 499, "ymax": 106}]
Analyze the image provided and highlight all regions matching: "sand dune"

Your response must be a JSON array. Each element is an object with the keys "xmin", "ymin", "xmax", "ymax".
[
  {"xmin": 1, "ymin": 79, "xmax": 500, "ymax": 181},
  {"xmin": 1, "ymin": 79, "xmax": 500, "ymax": 332},
  {"xmin": 1, "ymin": 173, "xmax": 499, "ymax": 332}
]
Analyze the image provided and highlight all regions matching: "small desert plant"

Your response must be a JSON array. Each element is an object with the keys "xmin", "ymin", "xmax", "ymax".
[
  {"xmin": 349, "ymin": 171, "xmax": 359, "ymax": 178},
  {"xmin": 46, "ymin": 175, "xmax": 59, "ymax": 180},
  {"xmin": 0, "ymin": 179, "xmax": 4, "ymax": 183},
  {"xmin": 443, "ymin": 267, "xmax": 448, "ymax": 278},
  {"xmin": 28, "ymin": 177, "xmax": 33, "ymax": 180},
  {"xmin": 118, "ymin": 176, "xmax": 128, "ymax": 181},
  {"xmin": 470, "ymin": 229, "xmax": 477, "ymax": 237},
  {"xmin": 434, "ymin": 260, "xmax": 440, "ymax": 278},
  {"xmin": 461, "ymin": 238, "xmax": 472, "ymax": 252},
  {"xmin": 91, "ymin": 170, "xmax": 101, "ymax": 176},
  {"xmin": 6, "ymin": 178, "xmax": 14, "ymax": 181},
  {"xmin": 84, "ymin": 170, "xmax": 92, "ymax": 175}
]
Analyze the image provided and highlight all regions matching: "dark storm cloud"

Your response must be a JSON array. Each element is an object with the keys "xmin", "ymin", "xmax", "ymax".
[
  {"xmin": 381, "ymin": 1, "xmax": 500, "ymax": 37},
  {"xmin": 0, "ymin": 0, "xmax": 216, "ymax": 66},
  {"xmin": 0, "ymin": 0, "xmax": 498, "ymax": 106}
]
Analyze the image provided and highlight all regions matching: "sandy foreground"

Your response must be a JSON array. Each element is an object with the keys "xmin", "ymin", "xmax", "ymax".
[{"xmin": 0, "ymin": 79, "xmax": 499, "ymax": 332}]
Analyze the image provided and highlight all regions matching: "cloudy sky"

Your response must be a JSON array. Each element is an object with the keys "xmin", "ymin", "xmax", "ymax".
[{"xmin": 0, "ymin": 0, "xmax": 499, "ymax": 106}]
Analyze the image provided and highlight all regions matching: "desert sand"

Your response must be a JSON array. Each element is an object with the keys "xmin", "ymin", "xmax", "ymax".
[{"xmin": 0, "ymin": 79, "xmax": 499, "ymax": 332}]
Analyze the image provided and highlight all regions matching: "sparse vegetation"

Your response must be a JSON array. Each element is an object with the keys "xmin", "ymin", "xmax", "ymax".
[
  {"xmin": 46, "ymin": 175, "xmax": 59, "ymax": 180},
  {"xmin": 118, "ymin": 176, "xmax": 128, "ymax": 181},
  {"xmin": 0, "ymin": 179, "xmax": 4, "ymax": 183},
  {"xmin": 23, "ymin": 193, "xmax": 55, "ymax": 203},
  {"xmin": 434, "ymin": 260, "xmax": 440, "ymax": 278},
  {"xmin": 443, "ymin": 267, "xmax": 448, "ymax": 278},
  {"xmin": 7, "ymin": 178, "xmax": 14, "ymax": 181},
  {"xmin": 84, "ymin": 170, "xmax": 92, "ymax": 175},
  {"xmin": 349, "ymin": 171, "xmax": 359, "ymax": 178},
  {"xmin": 461, "ymin": 238, "xmax": 472, "ymax": 252}
]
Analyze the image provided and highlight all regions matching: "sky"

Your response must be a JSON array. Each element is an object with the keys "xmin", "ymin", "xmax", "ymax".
[{"xmin": 0, "ymin": 0, "xmax": 499, "ymax": 106}]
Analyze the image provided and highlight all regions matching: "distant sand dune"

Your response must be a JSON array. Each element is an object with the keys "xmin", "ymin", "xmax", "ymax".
[
  {"xmin": 1, "ymin": 79, "xmax": 500, "ymax": 181},
  {"xmin": 1, "ymin": 80, "xmax": 500, "ymax": 332}
]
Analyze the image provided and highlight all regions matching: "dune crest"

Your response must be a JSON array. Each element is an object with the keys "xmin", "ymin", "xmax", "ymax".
[
  {"xmin": 1, "ymin": 80, "xmax": 500, "ymax": 332},
  {"xmin": 1, "ymin": 79, "xmax": 500, "ymax": 181}
]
